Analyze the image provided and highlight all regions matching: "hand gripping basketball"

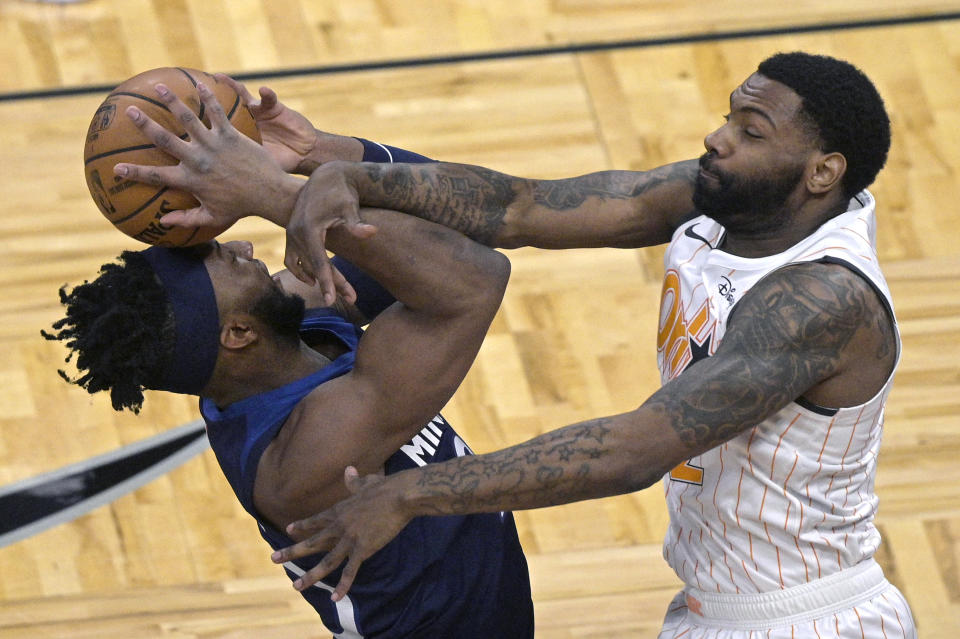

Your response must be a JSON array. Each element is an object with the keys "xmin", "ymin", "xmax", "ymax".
[
  {"xmin": 114, "ymin": 81, "xmax": 303, "ymax": 233},
  {"xmin": 83, "ymin": 67, "xmax": 263, "ymax": 246}
]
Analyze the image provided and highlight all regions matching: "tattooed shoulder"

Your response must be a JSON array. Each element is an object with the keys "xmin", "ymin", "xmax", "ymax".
[
  {"xmin": 727, "ymin": 262, "xmax": 887, "ymax": 362},
  {"xmin": 644, "ymin": 261, "xmax": 893, "ymax": 452}
]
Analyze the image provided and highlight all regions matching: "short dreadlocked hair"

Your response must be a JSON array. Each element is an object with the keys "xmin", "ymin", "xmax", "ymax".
[
  {"xmin": 42, "ymin": 251, "xmax": 176, "ymax": 413},
  {"xmin": 757, "ymin": 51, "xmax": 891, "ymax": 199}
]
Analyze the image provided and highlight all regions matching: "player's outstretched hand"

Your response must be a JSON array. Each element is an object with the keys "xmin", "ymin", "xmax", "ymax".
[
  {"xmin": 271, "ymin": 466, "xmax": 414, "ymax": 601},
  {"xmin": 114, "ymin": 81, "xmax": 302, "ymax": 230},
  {"xmin": 216, "ymin": 74, "xmax": 364, "ymax": 175},
  {"xmin": 216, "ymin": 74, "xmax": 317, "ymax": 174},
  {"xmin": 284, "ymin": 162, "xmax": 377, "ymax": 304}
]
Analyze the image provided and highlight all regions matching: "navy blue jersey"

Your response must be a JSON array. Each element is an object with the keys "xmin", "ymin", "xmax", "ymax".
[{"xmin": 201, "ymin": 308, "xmax": 534, "ymax": 638}]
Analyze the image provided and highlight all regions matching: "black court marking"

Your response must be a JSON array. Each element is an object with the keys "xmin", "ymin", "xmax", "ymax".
[
  {"xmin": 2, "ymin": 11, "xmax": 959, "ymax": 103},
  {"xmin": 0, "ymin": 421, "xmax": 209, "ymax": 548}
]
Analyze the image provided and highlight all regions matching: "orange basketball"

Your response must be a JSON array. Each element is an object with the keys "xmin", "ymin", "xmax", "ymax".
[{"xmin": 83, "ymin": 67, "xmax": 262, "ymax": 247}]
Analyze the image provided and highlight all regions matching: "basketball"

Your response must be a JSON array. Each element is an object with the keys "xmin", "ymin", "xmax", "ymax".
[{"xmin": 83, "ymin": 67, "xmax": 262, "ymax": 247}]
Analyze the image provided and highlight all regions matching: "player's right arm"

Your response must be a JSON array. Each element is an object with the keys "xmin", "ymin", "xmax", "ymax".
[
  {"xmin": 252, "ymin": 206, "xmax": 510, "ymax": 531},
  {"xmin": 284, "ymin": 158, "xmax": 700, "ymax": 282},
  {"xmin": 215, "ymin": 73, "xmax": 699, "ymax": 258}
]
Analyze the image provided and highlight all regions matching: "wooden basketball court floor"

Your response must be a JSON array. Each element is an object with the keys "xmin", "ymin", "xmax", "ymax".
[{"xmin": 0, "ymin": 1, "xmax": 958, "ymax": 636}]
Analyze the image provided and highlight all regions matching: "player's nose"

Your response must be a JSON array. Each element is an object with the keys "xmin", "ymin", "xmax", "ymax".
[
  {"xmin": 703, "ymin": 124, "xmax": 731, "ymax": 158},
  {"xmin": 223, "ymin": 240, "xmax": 254, "ymax": 259}
]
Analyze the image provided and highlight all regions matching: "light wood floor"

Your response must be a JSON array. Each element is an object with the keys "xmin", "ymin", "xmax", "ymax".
[{"xmin": 1, "ymin": 1, "xmax": 958, "ymax": 637}]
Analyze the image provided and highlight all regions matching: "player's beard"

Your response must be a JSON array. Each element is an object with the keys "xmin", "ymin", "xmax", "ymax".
[
  {"xmin": 249, "ymin": 285, "xmax": 306, "ymax": 346},
  {"xmin": 693, "ymin": 152, "xmax": 805, "ymax": 236}
]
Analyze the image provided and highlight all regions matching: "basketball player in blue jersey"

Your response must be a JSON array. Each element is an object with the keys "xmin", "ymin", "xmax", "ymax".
[
  {"xmin": 43, "ymin": 85, "xmax": 535, "ymax": 636},
  {"xmin": 114, "ymin": 53, "xmax": 917, "ymax": 637}
]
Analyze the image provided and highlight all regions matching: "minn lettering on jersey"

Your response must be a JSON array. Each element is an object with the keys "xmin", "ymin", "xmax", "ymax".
[{"xmin": 399, "ymin": 415, "xmax": 472, "ymax": 467}]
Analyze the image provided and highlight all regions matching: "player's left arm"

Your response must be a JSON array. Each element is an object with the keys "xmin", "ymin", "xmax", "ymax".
[
  {"xmin": 272, "ymin": 261, "xmax": 896, "ymax": 596},
  {"xmin": 399, "ymin": 260, "xmax": 897, "ymax": 508}
]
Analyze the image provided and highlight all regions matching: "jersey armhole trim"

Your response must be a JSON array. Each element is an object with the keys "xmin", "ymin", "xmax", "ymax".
[{"xmin": 794, "ymin": 395, "xmax": 839, "ymax": 416}]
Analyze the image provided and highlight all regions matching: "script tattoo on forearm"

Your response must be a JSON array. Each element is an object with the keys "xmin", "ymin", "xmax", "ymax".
[
  {"xmin": 531, "ymin": 161, "xmax": 698, "ymax": 210},
  {"xmin": 645, "ymin": 263, "xmax": 886, "ymax": 452},
  {"xmin": 410, "ymin": 418, "xmax": 637, "ymax": 516},
  {"xmin": 363, "ymin": 163, "xmax": 514, "ymax": 244},
  {"xmin": 362, "ymin": 160, "xmax": 698, "ymax": 245}
]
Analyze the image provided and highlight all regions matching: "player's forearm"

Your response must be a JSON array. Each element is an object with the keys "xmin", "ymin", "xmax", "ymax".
[
  {"xmin": 507, "ymin": 160, "xmax": 700, "ymax": 249},
  {"xmin": 331, "ymin": 161, "xmax": 518, "ymax": 247},
  {"xmin": 326, "ymin": 208, "xmax": 509, "ymax": 315},
  {"xmin": 391, "ymin": 411, "xmax": 673, "ymax": 518},
  {"xmin": 295, "ymin": 131, "xmax": 365, "ymax": 175},
  {"xmin": 340, "ymin": 159, "xmax": 699, "ymax": 249}
]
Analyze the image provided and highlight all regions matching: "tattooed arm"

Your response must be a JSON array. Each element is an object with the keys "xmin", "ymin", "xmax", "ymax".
[
  {"xmin": 272, "ymin": 261, "xmax": 896, "ymax": 599},
  {"xmin": 283, "ymin": 159, "xmax": 699, "ymax": 282}
]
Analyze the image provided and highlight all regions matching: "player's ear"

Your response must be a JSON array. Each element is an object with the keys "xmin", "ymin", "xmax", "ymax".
[
  {"xmin": 807, "ymin": 151, "xmax": 846, "ymax": 195},
  {"xmin": 219, "ymin": 312, "xmax": 259, "ymax": 350}
]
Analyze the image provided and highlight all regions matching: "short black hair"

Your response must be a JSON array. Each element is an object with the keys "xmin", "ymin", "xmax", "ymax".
[
  {"xmin": 42, "ymin": 251, "xmax": 174, "ymax": 413},
  {"xmin": 757, "ymin": 51, "xmax": 891, "ymax": 199}
]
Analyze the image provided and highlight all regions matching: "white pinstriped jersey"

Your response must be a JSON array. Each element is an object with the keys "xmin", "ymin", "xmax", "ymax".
[{"xmin": 657, "ymin": 190, "xmax": 900, "ymax": 594}]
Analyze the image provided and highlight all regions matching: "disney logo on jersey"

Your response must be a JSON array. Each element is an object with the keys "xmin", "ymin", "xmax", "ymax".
[{"xmin": 718, "ymin": 275, "xmax": 736, "ymax": 305}]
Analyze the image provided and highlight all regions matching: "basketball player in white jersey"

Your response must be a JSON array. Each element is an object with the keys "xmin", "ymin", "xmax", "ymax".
[{"xmin": 119, "ymin": 52, "xmax": 915, "ymax": 637}]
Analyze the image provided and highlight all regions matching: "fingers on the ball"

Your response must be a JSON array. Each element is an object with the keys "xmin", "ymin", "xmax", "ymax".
[
  {"xmin": 159, "ymin": 208, "xmax": 212, "ymax": 229},
  {"xmin": 115, "ymin": 162, "xmax": 179, "ymax": 188},
  {"xmin": 214, "ymin": 73, "xmax": 260, "ymax": 108},
  {"xmin": 125, "ymin": 106, "xmax": 189, "ymax": 157},
  {"xmin": 156, "ymin": 210, "xmax": 193, "ymax": 227},
  {"xmin": 213, "ymin": 72, "xmax": 241, "ymax": 95},
  {"xmin": 154, "ymin": 83, "xmax": 208, "ymax": 138},
  {"xmin": 196, "ymin": 82, "xmax": 230, "ymax": 130}
]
